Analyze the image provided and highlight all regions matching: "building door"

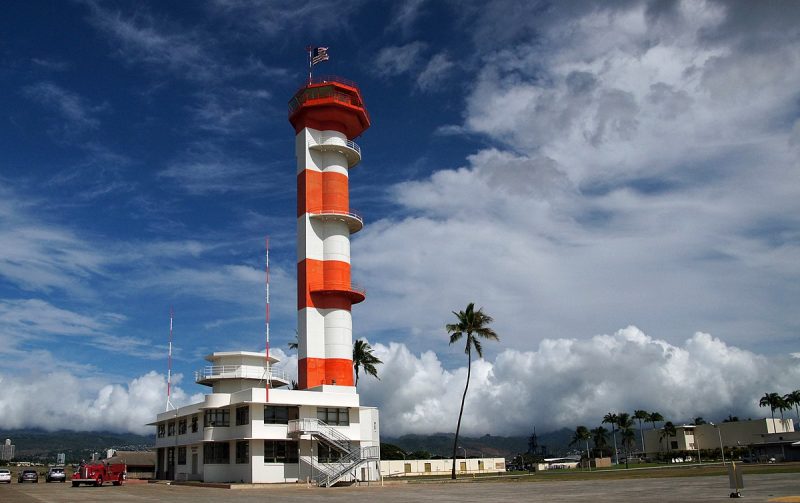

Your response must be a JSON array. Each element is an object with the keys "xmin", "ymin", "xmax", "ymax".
[{"xmin": 191, "ymin": 454, "xmax": 198, "ymax": 475}]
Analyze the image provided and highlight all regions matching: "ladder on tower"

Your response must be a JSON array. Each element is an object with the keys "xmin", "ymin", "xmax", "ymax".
[{"xmin": 288, "ymin": 418, "xmax": 380, "ymax": 487}]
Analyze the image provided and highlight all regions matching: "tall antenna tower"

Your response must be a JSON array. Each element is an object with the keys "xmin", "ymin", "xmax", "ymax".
[
  {"xmin": 165, "ymin": 306, "xmax": 176, "ymax": 411},
  {"xmin": 264, "ymin": 236, "xmax": 271, "ymax": 400}
]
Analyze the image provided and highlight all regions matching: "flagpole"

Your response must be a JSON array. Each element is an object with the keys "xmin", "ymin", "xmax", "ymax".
[{"xmin": 307, "ymin": 46, "xmax": 313, "ymax": 83}]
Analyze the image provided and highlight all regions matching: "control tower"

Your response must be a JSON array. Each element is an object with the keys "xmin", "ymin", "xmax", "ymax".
[{"xmin": 288, "ymin": 76, "xmax": 370, "ymax": 389}]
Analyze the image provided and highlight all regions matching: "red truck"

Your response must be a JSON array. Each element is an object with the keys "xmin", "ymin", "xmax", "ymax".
[{"xmin": 71, "ymin": 461, "xmax": 127, "ymax": 487}]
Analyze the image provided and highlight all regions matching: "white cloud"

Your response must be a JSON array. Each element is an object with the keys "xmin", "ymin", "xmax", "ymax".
[
  {"xmin": 416, "ymin": 52, "xmax": 455, "ymax": 91},
  {"xmin": 352, "ymin": 0, "xmax": 800, "ymax": 353},
  {"xmin": 0, "ymin": 370, "xmax": 200, "ymax": 434},
  {"xmin": 374, "ymin": 42, "xmax": 427, "ymax": 77},
  {"xmin": 158, "ymin": 147, "xmax": 276, "ymax": 194},
  {"xmin": 358, "ymin": 327, "xmax": 800, "ymax": 436},
  {"xmin": 24, "ymin": 81, "xmax": 105, "ymax": 132}
]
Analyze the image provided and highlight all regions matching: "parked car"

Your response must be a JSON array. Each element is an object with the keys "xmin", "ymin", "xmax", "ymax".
[
  {"xmin": 46, "ymin": 467, "xmax": 66, "ymax": 483},
  {"xmin": 0, "ymin": 468, "xmax": 11, "ymax": 483},
  {"xmin": 18, "ymin": 469, "xmax": 38, "ymax": 483}
]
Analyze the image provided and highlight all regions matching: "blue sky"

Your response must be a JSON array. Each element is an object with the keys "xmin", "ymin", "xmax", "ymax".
[{"xmin": 1, "ymin": 0, "xmax": 799, "ymax": 436}]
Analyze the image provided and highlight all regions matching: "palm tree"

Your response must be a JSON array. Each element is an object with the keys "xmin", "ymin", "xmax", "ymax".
[
  {"xmin": 602, "ymin": 412, "xmax": 619, "ymax": 464},
  {"xmin": 648, "ymin": 412, "xmax": 664, "ymax": 430},
  {"xmin": 633, "ymin": 410, "xmax": 649, "ymax": 456},
  {"xmin": 446, "ymin": 303, "xmax": 499, "ymax": 480},
  {"xmin": 660, "ymin": 421, "xmax": 677, "ymax": 453},
  {"xmin": 591, "ymin": 426, "xmax": 609, "ymax": 457},
  {"xmin": 785, "ymin": 390, "xmax": 800, "ymax": 422},
  {"xmin": 693, "ymin": 417, "xmax": 706, "ymax": 425},
  {"xmin": 352, "ymin": 339, "xmax": 382, "ymax": 387},
  {"xmin": 570, "ymin": 426, "xmax": 592, "ymax": 469},
  {"xmin": 288, "ymin": 330, "xmax": 298, "ymax": 351},
  {"xmin": 617, "ymin": 413, "xmax": 635, "ymax": 468},
  {"xmin": 775, "ymin": 395, "xmax": 789, "ymax": 424},
  {"xmin": 760, "ymin": 392, "xmax": 779, "ymax": 426}
]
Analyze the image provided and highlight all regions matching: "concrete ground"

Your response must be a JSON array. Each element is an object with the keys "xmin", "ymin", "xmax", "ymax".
[{"xmin": 1, "ymin": 473, "xmax": 799, "ymax": 503}]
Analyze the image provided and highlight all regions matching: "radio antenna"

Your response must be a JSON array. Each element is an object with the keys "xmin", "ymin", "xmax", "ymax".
[{"xmin": 165, "ymin": 306, "xmax": 176, "ymax": 412}]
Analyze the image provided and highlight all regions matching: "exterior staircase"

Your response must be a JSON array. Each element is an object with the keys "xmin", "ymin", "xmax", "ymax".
[{"xmin": 288, "ymin": 418, "xmax": 380, "ymax": 487}]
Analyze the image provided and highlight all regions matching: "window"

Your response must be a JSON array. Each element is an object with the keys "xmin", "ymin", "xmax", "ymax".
[
  {"xmin": 264, "ymin": 440, "xmax": 298, "ymax": 464},
  {"xmin": 424, "ymin": 463, "xmax": 432, "ymax": 473},
  {"xmin": 264, "ymin": 405, "xmax": 299, "ymax": 424},
  {"xmin": 203, "ymin": 442, "xmax": 230, "ymax": 464},
  {"xmin": 460, "ymin": 461, "xmax": 467, "ymax": 471},
  {"xmin": 236, "ymin": 406, "xmax": 249, "ymax": 426},
  {"xmin": 167, "ymin": 422, "xmax": 175, "ymax": 436},
  {"xmin": 670, "ymin": 441, "xmax": 679, "ymax": 449},
  {"xmin": 317, "ymin": 407, "xmax": 349, "ymax": 426},
  {"xmin": 167, "ymin": 447, "xmax": 175, "ymax": 466},
  {"xmin": 178, "ymin": 447, "xmax": 187, "ymax": 465},
  {"xmin": 478, "ymin": 461, "xmax": 485, "ymax": 470},
  {"xmin": 236, "ymin": 441, "xmax": 249, "ymax": 464},
  {"xmin": 204, "ymin": 408, "xmax": 230, "ymax": 427},
  {"xmin": 404, "ymin": 463, "xmax": 411, "ymax": 473},
  {"xmin": 157, "ymin": 424, "xmax": 165, "ymax": 438},
  {"xmin": 191, "ymin": 416, "xmax": 198, "ymax": 433},
  {"xmin": 318, "ymin": 443, "xmax": 343, "ymax": 463},
  {"xmin": 178, "ymin": 419, "xmax": 187, "ymax": 435}
]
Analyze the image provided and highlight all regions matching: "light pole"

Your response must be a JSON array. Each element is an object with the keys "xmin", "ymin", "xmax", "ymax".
[
  {"xmin": 709, "ymin": 422, "xmax": 725, "ymax": 464},
  {"xmin": 459, "ymin": 446, "xmax": 467, "ymax": 460}
]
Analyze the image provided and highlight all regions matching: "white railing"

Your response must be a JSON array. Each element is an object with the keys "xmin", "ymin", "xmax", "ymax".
[
  {"xmin": 308, "ymin": 209, "xmax": 363, "ymax": 231},
  {"xmin": 194, "ymin": 365, "xmax": 290, "ymax": 383},
  {"xmin": 307, "ymin": 136, "xmax": 361, "ymax": 157},
  {"xmin": 288, "ymin": 418, "xmax": 351, "ymax": 453}
]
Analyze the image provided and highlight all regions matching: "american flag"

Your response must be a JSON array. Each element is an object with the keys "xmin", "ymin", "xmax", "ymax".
[{"xmin": 311, "ymin": 47, "xmax": 329, "ymax": 65}]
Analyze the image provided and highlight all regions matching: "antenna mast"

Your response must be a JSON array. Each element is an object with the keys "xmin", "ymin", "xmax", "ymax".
[
  {"xmin": 165, "ymin": 306, "xmax": 176, "ymax": 412},
  {"xmin": 265, "ymin": 236, "xmax": 271, "ymax": 400}
]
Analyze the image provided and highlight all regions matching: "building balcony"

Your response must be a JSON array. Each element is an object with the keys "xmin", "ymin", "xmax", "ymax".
[
  {"xmin": 194, "ymin": 365, "xmax": 290, "ymax": 387},
  {"xmin": 307, "ymin": 135, "xmax": 361, "ymax": 168},
  {"xmin": 309, "ymin": 281, "xmax": 366, "ymax": 304},
  {"xmin": 308, "ymin": 208, "xmax": 363, "ymax": 233}
]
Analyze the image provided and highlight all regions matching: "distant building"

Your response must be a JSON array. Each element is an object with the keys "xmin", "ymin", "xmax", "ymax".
[
  {"xmin": 642, "ymin": 418, "xmax": 800, "ymax": 461},
  {"xmin": 381, "ymin": 458, "xmax": 506, "ymax": 477},
  {"xmin": 106, "ymin": 450, "xmax": 156, "ymax": 480},
  {"xmin": 1, "ymin": 439, "xmax": 15, "ymax": 461}
]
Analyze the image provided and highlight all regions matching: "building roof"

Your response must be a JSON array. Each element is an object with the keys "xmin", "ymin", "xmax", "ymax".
[{"xmin": 106, "ymin": 451, "xmax": 156, "ymax": 467}]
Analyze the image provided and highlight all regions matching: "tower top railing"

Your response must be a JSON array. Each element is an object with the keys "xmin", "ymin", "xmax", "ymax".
[{"xmin": 288, "ymin": 76, "xmax": 369, "ymax": 122}]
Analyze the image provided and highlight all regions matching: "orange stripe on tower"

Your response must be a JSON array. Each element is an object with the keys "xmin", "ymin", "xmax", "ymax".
[
  {"xmin": 298, "ymin": 357, "xmax": 354, "ymax": 388},
  {"xmin": 297, "ymin": 170, "xmax": 349, "ymax": 217},
  {"xmin": 297, "ymin": 259, "xmax": 353, "ymax": 311}
]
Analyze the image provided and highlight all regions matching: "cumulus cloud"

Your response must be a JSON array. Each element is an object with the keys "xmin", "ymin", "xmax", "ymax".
[
  {"xmin": 352, "ymin": 0, "xmax": 800, "ymax": 353},
  {"xmin": 0, "ymin": 370, "xmax": 201, "ymax": 434},
  {"xmin": 358, "ymin": 327, "xmax": 800, "ymax": 436}
]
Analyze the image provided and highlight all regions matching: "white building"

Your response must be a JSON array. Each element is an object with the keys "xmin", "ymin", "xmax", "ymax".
[
  {"xmin": 1, "ymin": 439, "xmax": 14, "ymax": 461},
  {"xmin": 643, "ymin": 418, "xmax": 796, "ymax": 457},
  {"xmin": 152, "ymin": 351, "xmax": 380, "ymax": 484},
  {"xmin": 153, "ymin": 74, "xmax": 381, "ymax": 486}
]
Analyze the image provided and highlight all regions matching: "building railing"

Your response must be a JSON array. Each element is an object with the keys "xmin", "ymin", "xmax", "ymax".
[
  {"xmin": 288, "ymin": 418, "xmax": 351, "ymax": 453},
  {"xmin": 307, "ymin": 135, "xmax": 361, "ymax": 157},
  {"xmin": 308, "ymin": 208, "xmax": 363, "ymax": 227},
  {"xmin": 194, "ymin": 365, "xmax": 290, "ymax": 383}
]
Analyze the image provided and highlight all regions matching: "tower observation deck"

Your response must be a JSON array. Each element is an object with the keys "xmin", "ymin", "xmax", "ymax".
[{"xmin": 289, "ymin": 76, "xmax": 370, "ymax": 389}]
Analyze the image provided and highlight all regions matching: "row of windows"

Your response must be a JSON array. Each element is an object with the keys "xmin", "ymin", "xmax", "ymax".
[
  {"xmin": 157, "ymin": 416, "xmax": 199, "ymax": 438},
  {"xmin": 202, "ymin": 441, "xmax": 300, "ymax": 465},
  {"xmin": 159, "ymin": 406, "xmax": 347, "ymax": 436}
]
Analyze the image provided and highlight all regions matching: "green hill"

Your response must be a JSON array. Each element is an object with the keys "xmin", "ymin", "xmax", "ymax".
[{"xmin": 0, "ymin": 429, "xmax": 154, "ymax": 464}]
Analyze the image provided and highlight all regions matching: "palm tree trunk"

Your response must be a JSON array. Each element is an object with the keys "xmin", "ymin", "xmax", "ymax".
[
  {"xmin": 611, "ymin": 427, "xmax": 618, "ymax": 464},
  {"xmin": 638, "ymin": 419, "xmax": 645, "ymax": 457},
  {"xmin": 452, "ymin": 345, "xmax": 472, "ymax": 480}
]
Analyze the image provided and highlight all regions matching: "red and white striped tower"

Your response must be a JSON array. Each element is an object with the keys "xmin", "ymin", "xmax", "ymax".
[{"xmin": 289, "ymin": 75, "xmax": 370, "ymax": 389}]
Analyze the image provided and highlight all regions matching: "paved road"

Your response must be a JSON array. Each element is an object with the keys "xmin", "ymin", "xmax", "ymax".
[{"xmin": 2, "ymin": 473, "xmax": 799, "ymax": 503}]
